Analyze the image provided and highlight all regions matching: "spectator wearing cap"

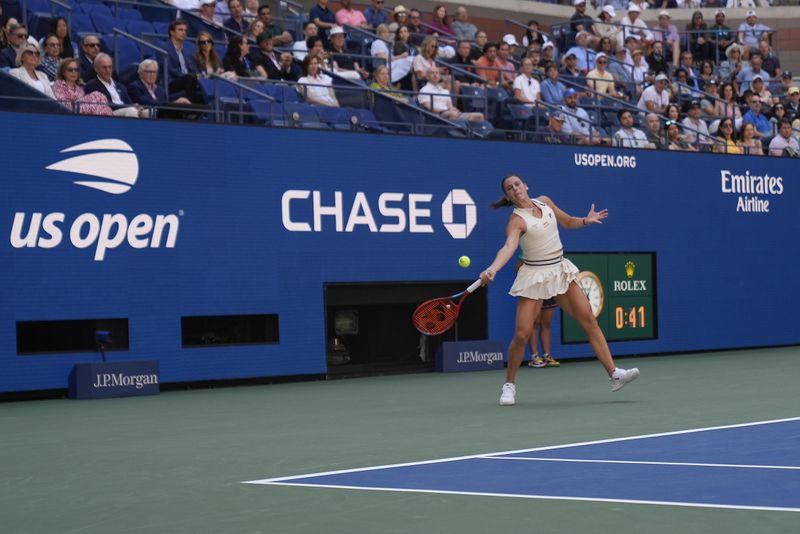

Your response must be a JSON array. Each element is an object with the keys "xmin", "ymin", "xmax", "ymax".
[
  {"xmin": 593, "ymin": 6, "xmax": 620, "ymax": 47},
  {"xmin": 768, "ymin": 118, "xmax": 800, "ymax": 157},
  {"xmin": 198, "ymin": 0, "xmax": 219, "ymax": 26},
  {"xmin": 310, "ymin": 0, "xmax": 336, "ymax": 45},
  {"xmin": 737, "ymin": 10, "xmax": 771, "ymax": 59},
  {"xmin": 452, "ymin": 6, "xmax": 478, "ymax": 41},
  {"xmin": 682, "ymin": 100, "xmax": 710, "ymax": 145},
  {"xmin": 223, "ymin": 0, "xmax": 249, "ymax": 35},
  {"xmin": 513, "ymin": 57, "xmax": 541, "ymax": 108},
  {"xmin": 257, "ymin": 5, "xmax": 293, "ymax": 46},
  {"xmin": 540, "ymin": 62, "xmax": 567, "ymax": 105},
  {"xmin": 718, "ymin": 43, "xmax": 745, "ymax": 83},
  {"xmin": 540, "ymin": 41, "xmax": 557, "ymax": 66},
  {"xmin": 566, "ymin": 31, "xmax": 596, "ymax": 74},
  {"xmin": 252, "ymin": 33, "xmax": 300, "ymax": 81},
  {"xmin": 736, "ymin": 53, "xmax": 769, "ymax": 87},
  {"xmin": 651, "ymin": 11, "xmax": 680, "ymax": 68},
  {"xmin": 742, "ymin": 95, "xmax": 770, "ymax": 138},
  {"xmin": 607, "ymin": 47, "xmax": 636, "ymax": 97},
  {"xmin": 560, "ymin": 50, "xmax": 582, "ymax": 82},
  {"xmin": 630, "ymin": 48, "xmax": 649, "ymax": 87},
  {"xmin": 329, "ymin": 26, "xmax": 368, "ymax": 80},
  {"xmin": 776, "ymin": 72, "xmax": 793, "ymax": 101},
  {"xmin": 618, "ymin": 4, "xmax": 652, "ymax": 51},
  {"xmin": 757, "ymin": 40, "xmax": 780, "ymax": 79},
  {"xmin": 561, "ymin": 88, "xmax": 603, "ymax": 145},
  {"xmin": 709, "ymin": 10, "xmax": 733, "ymax": 62},
  {"xmin": 569, "ymin": 0, "xmax": 596, "ymax": 43},
  {"xmin": 613, "ymin": 109, "xmax": 651, "ymax": 148},
  {"xmin": 699, "ymin": 78, "xmax": 719, "ymax": 115},
  {"xmin": 418, "ymin": 67, "xmax": 484, "ymax": 122},
  {"xmin": 537, "ymin": 111, "xmax": 573, "ymax": 145},
  {"xmin": 586, "ymin": 52, "xmax": 622, "ymax": 98},
  {"xmin": 783, "ymin": 86, "xmax": 799, "ymax": 121},
  {"xmin": 638, "ymin": 73, "xmax": 670, "ymax": 115},
  {"xmin": 388, "ymin": 5, "xmax": 407, "ymax": 33},
  {"xmin": 501, "ymin": 34, "xmax": 521, "ymax": 62},
  {"xmin": 363, "ymin": 0, "xmax": 387, "ymax": 29},
  {"xmin": 645, "ymin": 42, "xmax": 669, "ymax": 78},
  {"xmin": 750, "ymin": 75, "xmax": 772, "ymax": 109}
]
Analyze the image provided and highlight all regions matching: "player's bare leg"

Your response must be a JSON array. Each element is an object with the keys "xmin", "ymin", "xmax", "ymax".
[
  {"xmin": 556, "ymin": 283, "xmax": 615, "ymax": 375},
  {"xmin": 506, "ymin": 297, "xmax": 542, "ymax": 384}
]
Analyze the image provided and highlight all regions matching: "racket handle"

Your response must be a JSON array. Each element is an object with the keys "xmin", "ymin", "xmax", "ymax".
[{"xmin": 466, "ymin": 278, "xmax": 483, "ymax": 293}]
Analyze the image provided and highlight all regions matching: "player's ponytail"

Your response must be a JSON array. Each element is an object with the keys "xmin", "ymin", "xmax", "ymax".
[{"xmin": 491, "ymin": 174, "xmax": 522, "ymax": 209}]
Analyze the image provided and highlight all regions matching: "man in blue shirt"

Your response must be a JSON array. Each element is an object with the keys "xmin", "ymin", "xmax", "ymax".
[
  {"xmin": 310, "ymin": 0, "xmax": 336, "ymax": 45},
  {"xmin": 742, "ymin": 97, "xmax": 771, "ymax": 139},
  {"xmin": 363, "ymin": 0, "xmax": 387, "ymax": 29},
  {"xmin": 565, "ymin": 31, "xmax": 596, "ymax": 74}
]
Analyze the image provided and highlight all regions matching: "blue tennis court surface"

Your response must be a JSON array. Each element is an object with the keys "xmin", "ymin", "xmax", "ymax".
[{"xmin": 245, "ymin": 417, "xmax": 800, "ymax": 512}]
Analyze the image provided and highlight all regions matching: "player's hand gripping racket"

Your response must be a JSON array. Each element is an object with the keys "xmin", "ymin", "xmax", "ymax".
[{"xmin": 412, "ymin": 279, "xmax": 483, "ymax": 336}]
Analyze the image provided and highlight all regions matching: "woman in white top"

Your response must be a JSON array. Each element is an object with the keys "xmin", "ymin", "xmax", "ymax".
[
  {"xmin": 297, "ymin": 56, "xmax": 339, "ymax": 107},
  {"xmin": 370, "ymin": 24, "xmax": 412, "ymax": 83},
  {"xmin": 479, "ymin": 174, "xmax": 640, "ymax": 406},
  {"xmin": 412, "ymin": 35, "xmax": 438, "ymax": 88},
  {"xmin": 9, "ymin": 43, "xmax": 55, "ymax": 99}
]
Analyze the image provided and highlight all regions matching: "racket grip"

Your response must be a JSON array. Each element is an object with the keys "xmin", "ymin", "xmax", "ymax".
[{"xmin": 466, "ymin": 278, "xmax": 483, "ymax": 293}]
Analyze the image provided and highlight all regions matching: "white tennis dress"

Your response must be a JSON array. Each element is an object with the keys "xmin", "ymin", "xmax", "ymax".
[{"xmin": 508, "ymin": 199, "xmax": 579, "ymax": 300}]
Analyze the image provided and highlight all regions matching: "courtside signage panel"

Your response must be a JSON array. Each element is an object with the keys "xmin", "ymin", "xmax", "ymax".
[
  {"xmin": 68, "ymin": 360, "xmax": 159, "ymax": 400},
  {"xmin": 435, "ymin": 340, "xmax": 505, "ymax": 372},
  {"xmin": 1, "ymin": 112, "xmax": 798, "ymax": 392}
]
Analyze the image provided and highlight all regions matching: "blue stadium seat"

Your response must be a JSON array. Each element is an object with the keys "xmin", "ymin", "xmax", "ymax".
[
  {"xmin": 102, "ymin": 35, "xmax": 140, "ymax": 70},
  {"xmin": 117, "ymin": 7, "xmax": 143, "ymax": 21},
  {"xmin": 248, "ymin": 99, "xmax": 284, "ymax": 125},
  {"xmin": 199, "ymin": 77, "xmax": 240, "ymax": 100},
  {"xmin": 459, "ymin": 85, "xmax": 486, "ymax": 114},
  {"xmin": 24, "ymin": 0, "xmax": 49, "ymax": 13},
  {"xmin": 152, "ymin": 21, "xmax": 170, "ymax": 36},
  {"xmin": 83, "ymin": 3, "xmax": 113, "ymax": 18},
  {"xmin": 71, "ymin": 13, "xmax": 95, "ymax": 33},
  {"xmin": 125, "ymin": 19, "xmax": 155, "ymax": 37},
  {"xmin": 27, "ymin": 12, "xmax": 53, "ymax": 40},
  {"xmin": 91, "ymin": 13, "xmax": 119, "ymax": 35}
]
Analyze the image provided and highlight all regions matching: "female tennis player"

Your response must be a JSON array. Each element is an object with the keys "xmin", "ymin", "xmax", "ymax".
[{"xmin": 479, "ymin": 174, "xmax": 639, "ymax": 406}]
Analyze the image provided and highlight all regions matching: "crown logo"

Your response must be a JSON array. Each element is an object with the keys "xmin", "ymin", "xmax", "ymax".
[{"xmin": 625, "ymin": 261, "xmax": 636, "ymax": 279}]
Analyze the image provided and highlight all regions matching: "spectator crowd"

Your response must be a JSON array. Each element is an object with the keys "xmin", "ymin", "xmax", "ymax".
[{"xmin": 1, "ymin": 0, "xmax": 798, "ymax": 157}]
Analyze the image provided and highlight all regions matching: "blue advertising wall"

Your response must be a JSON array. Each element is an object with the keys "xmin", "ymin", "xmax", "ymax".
[{"xmin": 1, "ymin": 111, "xmax": 797, "ymax": 392}]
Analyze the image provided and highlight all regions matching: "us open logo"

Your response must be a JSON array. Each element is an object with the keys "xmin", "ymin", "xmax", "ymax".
[
  {"xmin": 282, "ymin": 188, "xmax": 477, "ymax": 239},
  {"xmin": 46, "ymin": 138, "xmax": 139, "ymax": 194},
  {"xmin": 9, "ymin": 139, "xmax": 181, "ymax": 261}
]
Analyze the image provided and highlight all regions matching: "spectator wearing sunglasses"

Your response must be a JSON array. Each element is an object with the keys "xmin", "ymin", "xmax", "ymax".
[
  {"xmin": 586, "ymin": 52, "xmax": 622, "ymax": 99},
  {"xmin": 363, "ymin": 0, "xmax": 387, "ymax": 29},
  {"xmin": 79, "ymin": 34, "xmax": 102, "ymax": 81},
  {"xmin": 52, "ymin": 58, "xmax": 111, "ymax": 115},
  {"xmin": 194, "ymin": 32, "xmax": 224, "ymax": 76},
  {"xmin": 1, "ymin": 23, "xmax": 31, "ymax": 68},
  {"xmin": 9, "ymin": 43, "xmax": 55, "ymax": 99}
]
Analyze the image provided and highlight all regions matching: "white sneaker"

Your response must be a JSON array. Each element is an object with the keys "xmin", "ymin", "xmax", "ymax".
[
  {"xmin": 610, "ymin": 368, "xmax": 640, "ymax": 392},
  {"xmin": 499, "ymin": 382, "xmax": 516, "ymax": 406}
]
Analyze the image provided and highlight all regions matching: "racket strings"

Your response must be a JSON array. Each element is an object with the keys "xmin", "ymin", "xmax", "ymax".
[{"xmin": 413, "ymin": 298, "xmax": 459, "ymax": 335}]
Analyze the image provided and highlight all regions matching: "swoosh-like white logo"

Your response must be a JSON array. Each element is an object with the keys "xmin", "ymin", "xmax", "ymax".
[{"xmin": 46, "ymin": 139, "xmax": 139, "ymax": 194}]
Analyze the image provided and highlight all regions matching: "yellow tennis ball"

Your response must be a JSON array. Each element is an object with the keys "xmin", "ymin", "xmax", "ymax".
[{"xmin": 458, "ymin": 256, "xmax": 471, "ymax": 268}]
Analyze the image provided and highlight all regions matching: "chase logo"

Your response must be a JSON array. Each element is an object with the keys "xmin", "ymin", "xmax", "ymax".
[
  {"xmin": 282, "ymin": 188, "xmax": 477, "ymax": 239},
  {"xmin": 46, "ymin": 139, "xmax": 139, "ymax": 194}
]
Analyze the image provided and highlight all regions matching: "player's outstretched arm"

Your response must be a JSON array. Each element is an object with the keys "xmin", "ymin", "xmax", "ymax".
[
  {"xmin": 480, "ymin": 215, "xmax": 525, "ymax": 285},
  {"xmin": 539, "ymin": 195, "xmax": 608, "ymax": 229}
]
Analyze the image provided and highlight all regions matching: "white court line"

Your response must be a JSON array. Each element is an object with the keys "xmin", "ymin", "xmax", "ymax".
[
  {"xmin": 244, "ymin": 416, "xmax": 800, "ymax": 484},
  {"xmin": 246, "ymin": 482, "xmax": 800, "ymax": 513},
  {"xmin": 480, "ymin": 456, "xmax": 800, "ymax": 471}
]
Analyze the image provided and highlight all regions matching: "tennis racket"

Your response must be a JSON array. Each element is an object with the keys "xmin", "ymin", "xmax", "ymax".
[{"xmin": 412, "ymin": 279, "xmax": 483, "ymax": 336}]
